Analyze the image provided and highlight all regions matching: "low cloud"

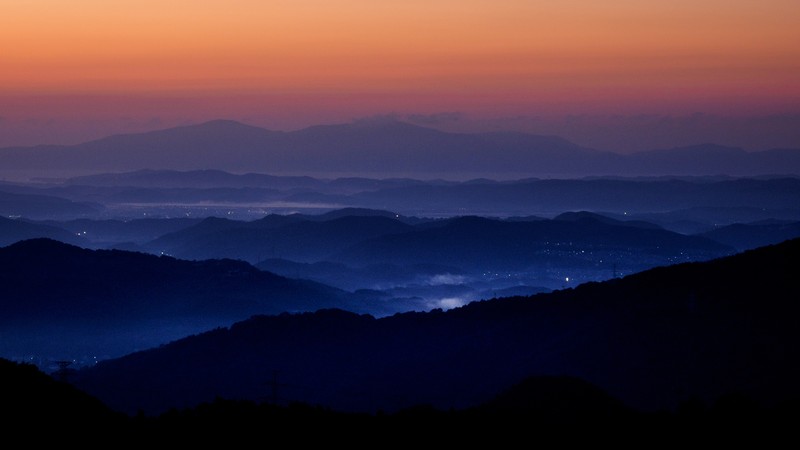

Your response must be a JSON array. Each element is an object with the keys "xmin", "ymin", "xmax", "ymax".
[
  {"xmin": 432, "ymin": 297, "xmax": 468, "ymax": 310},
  {"xmin": 428, "ymin": 274, "xmax": 467, "ymax": 285}
]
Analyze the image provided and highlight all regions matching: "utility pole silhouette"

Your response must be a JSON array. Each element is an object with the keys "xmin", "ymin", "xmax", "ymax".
[
  {"xmin": 270, "ymin": 370, "xmax": 279, "ymax": 404},
  {"xmin": 264, "ymin": 370, "xmax": 295, "ymax": 405}
]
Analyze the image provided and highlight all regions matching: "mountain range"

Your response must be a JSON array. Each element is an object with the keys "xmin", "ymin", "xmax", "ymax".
[
  {"xmin": 5, "ymin": 205, "xmax": 798, "ymax": 307},
  {"xmin": 70, "ymin": 238, "xmax": 800, "ymax": 416},
  {"xmin": 7, "ymin": 205, "xmax": 797, "ymax": 310},
  {"xmin": 0, "ymin": 238, "xmax": 394, "ymax": 361},
  {"xmin": 5, "ymin": 169, "xmax": 800, "ymax": 225},
  {"xmin": 4, "ymin": 119, "xmax": 800, "ymax": 435},
  {"xmin": 2, "ymin": 119, "xmax": 799, "ymax": 178}
]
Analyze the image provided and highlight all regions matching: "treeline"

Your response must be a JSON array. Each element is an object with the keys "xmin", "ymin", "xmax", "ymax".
[{"xmin": 4, "ymin": 358, "xmax": 798, "ymax": 443}]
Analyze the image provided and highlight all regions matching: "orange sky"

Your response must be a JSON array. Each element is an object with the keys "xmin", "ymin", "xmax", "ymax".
[{"xmin": 2, "ymin": 0, "xmax": 799, "ymax": 149}]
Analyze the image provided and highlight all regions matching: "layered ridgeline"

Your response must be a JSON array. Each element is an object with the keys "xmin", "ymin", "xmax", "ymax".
[
  {"xmin": 2, "ymin": 120, "xmax": 799, "ymax": 178},
  {"xmin": 0, "ymin": 209, "xmax": 755, "ymax": 329},
  {"xmin": 146, "ymin": 210, "xmax": 726, "ymax": 263},
  {"xmin": 4, "ymin": 170, "xmax": 800, "ymax": 225},
  {"xmin": 0, "ymin": 239, "xmax": 398, "ymax": 363},
  {"xmin": 5, "ymin": 207, "xmax": 737, "ymax": 292},
  {"xmin": 0, "ymin": 215, "xmax": 84, "ymax": 247},
  {"xmin": 0, "ymin": 189, "xmax": 102, "ymax": 220},
  {"xmin": 73, "ymin": 238, "xmax": 800, "ymax": 416},
  {"xmin": 0, "ymin": 209, "xmax": 742, "ymax": 371}
]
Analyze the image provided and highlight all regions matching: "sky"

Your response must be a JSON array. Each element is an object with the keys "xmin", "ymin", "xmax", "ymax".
[{"xmin": 2, "ymin": 0, "xmax": 799, "ymax": 151}]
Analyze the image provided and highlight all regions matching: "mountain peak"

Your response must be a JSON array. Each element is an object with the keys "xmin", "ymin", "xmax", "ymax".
[
  {"xmin": 198, "ymin": 119, "xmax": 247, "ymax": 126},
  {"xmin": 150, "ymin": 119, "xmax": 278, "ymax": 136},
  {"xmin": 190, "ymin": 119, "xmax": 271, "ymax": 132},
  {"xmin": 84, "ymin": 119, "xmax": 278, "ymax": 147},
  {"xmin": 4, "ymin": 237, "xmax": 78, "ymax": 252}
]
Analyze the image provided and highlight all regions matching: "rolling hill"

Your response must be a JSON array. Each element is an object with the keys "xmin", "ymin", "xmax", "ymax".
[
  {"xmin": 71, "ymin": 238, "xmax": 800, "ymax": 416},
  {"xmin": 0, "ymin": 239, "xmax": 378, "ymax": 361}
]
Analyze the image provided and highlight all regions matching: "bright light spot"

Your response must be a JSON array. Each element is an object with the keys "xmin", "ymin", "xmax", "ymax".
[{"xmin": 565, "ymin": 277, "xmax": 570, "ymax": 283}]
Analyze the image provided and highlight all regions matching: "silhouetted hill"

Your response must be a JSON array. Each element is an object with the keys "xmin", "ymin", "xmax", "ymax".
[
  {"xmin": 0, "ymin": 120, "xmax": 605, "ymax": 177},
  {"xmin": 66, "ymin": 168, "xmax": 324, "ymax": 189},
  {"xmin": 0, "ymin": 238, "xmax": 368, "ymax": 360},
  {"xmin": 0, "ymin": 358, "xmax": 124, "ymax": 429},
  {"xmin": 73, "ymin": 239, "xmax": 800, "ymax": 416},
  {"xmin": 7, "ymin": 170, "xmax": 800, "ymax": 225},
  {"xmin": 34, "ymin": 217, "xmax": 203, "ymax": 247},
  {"xmin": 68, "ymin": 120, "xmax": 283, "ymax": 173},
  {"xmin": 0, "ymin": 189, "xmax": 102, "ymax": 219},
  {"xmin": 143, "ymin": 211, "xmax": 732, "ymax": 290},
  {"xmin": 615, "ymin": 206, "xmax": 800, "ymax": 234},
  {"xmin": 310, "ymin": 207, "xmax": 426, "ymax": 225},
  {"xmin": 699, "ymin": 221, "xmax": 800, "ymax": 251},
  {"xmin": 473, "ymin": 375, "xmax": 632, "ymax": 419},
  {"xmin": 0, "ymin": 216, "xmax": 81, "ymax": 247},
  {"xmin": 147, "ymin": 214, "xmax": 416, "ymax": 263},
  {"xmin": 332, "ymin": 215, "xmax": 732, "ymax": 272},
  {"xmin": 553, "ymin": 211, "xmax": 663, "ymax": 230},
  {"xmin": 64, "ymin": 169, "xmax": 448, "ymax": 194},
  {"xmin": 255, "ymin": 258, "xmax": 469, "ymax": 292},
  {"xmin": 4, "ymin": 119, "xmax": 798, "ymax": 178},
  {"xmin": 281, "ymin": 120, "xmax": 612, "ymax": 176},
  {"xmin": 6, "ymin": 356, "xmax": 792, "ymax": 441},
  {"xmin": 349, "ymin": 177, "xmax": 800, "ymax": 217},
  {"xmin": 625, "ymin": 144, "xmax": 800, "ymax": 176}
]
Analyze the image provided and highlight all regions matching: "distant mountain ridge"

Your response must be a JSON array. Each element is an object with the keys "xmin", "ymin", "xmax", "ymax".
[
  {"xmin": 2, "ymin": 119, "xmax": 799, "ymax": 177},
  {"xmin": 0, "ymin": 216, "xmax": 82, "ymax": 247},
  {"xmin": 4, "ymin": 171, "xmax": 800, "ymax": 230},
  {"xmin": 137, "ymin": 209, "xmax": 734, "ymax": 292},
  {"xmin": 0, "ymin": 189, "xmax": 102, "ymax": 219}
]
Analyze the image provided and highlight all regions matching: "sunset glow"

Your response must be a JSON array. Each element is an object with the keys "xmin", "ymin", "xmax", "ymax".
[{"xmin": 2, "ymin": 0, "xmax": 799, "ymax": 149}]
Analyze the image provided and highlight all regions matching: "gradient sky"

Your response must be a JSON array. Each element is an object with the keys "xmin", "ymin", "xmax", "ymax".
[{"xmin": 2, "ymin": 0, "xmax": 799, "ymax": 151}]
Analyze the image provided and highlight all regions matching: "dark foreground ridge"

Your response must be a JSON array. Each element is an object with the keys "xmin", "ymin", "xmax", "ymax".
[
  {"xmin": 72, "ymin": 238, "xmax": 800, "ymax": 420},
  {"xmin": 4, "ymin": 357, "xmax": 797, "ymax": 443}
]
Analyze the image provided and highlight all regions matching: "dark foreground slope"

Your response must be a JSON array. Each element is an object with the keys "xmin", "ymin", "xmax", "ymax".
[
  {"xmin": 15, "ymin": 357, "xmax": 796, "ymax": 443},
  {"xmin": 0, "ymin": 358, "xmax": 126, "ymax": 431},
  {"xmin": 73, "ymin": 238, "xmax": 800, "ymax": 416}
]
